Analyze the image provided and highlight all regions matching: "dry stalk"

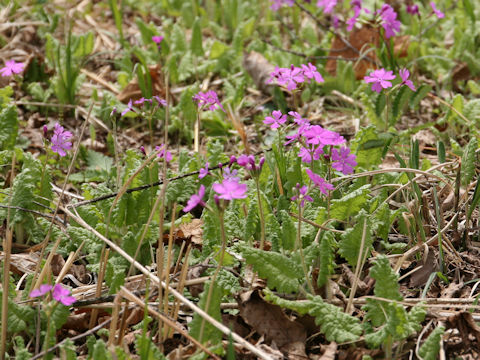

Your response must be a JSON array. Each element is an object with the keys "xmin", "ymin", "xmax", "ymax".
[
  {"xmin": 107, "ymin": 292, "xmax": 122, "ymax": 347},
  {"xmin": 89, "ymin": 248, "xmax": 110, "ymax": 329},
  {"xmin": 62, "ymin": 207, "xmax": 274, "ymax": 360},
  {"xmin": 162, "ymin": 203, "xmax": 177, "ymax": 341},
  {"xmin": 346, "ymin": 219, "xmax": 368, "ymax": 314}
]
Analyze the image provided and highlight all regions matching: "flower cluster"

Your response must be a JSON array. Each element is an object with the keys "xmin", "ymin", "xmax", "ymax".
[
  {"xmin": 268, "ymin": 63, "xmax": 324, "ymax": 91},
  {"xmin": 0, "ymin": 60, "xmax": 25, "ymax": 77},
  {"xmin": 379, "ymin": 4, "xmax": 401, "ymax": 38},
  {"xmin": 50, "ymin": 123, "xmax": 73, "ymax": 157},
  {"xmin": 193, "ymin": 90, "xmax": 225, "ymax": 112},
  {"xmin": 121, "ymin": 96, "xmax": 167, "ymax": 117},
  {"xmin": 364, "ymin": 68, "xmax": 416, "ymax": 93},
  {"xmin": 155, "ymin": 144, "xmax": 172, "ymax": 162},
  {"xmin": 30, "ymin": 284, "xmax": 76, "ymax": 306}
]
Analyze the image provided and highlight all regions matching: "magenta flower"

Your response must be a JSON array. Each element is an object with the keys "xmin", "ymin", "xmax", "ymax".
[
  {"xmin": 51, "ymin": 123, "xmax": 73, "ymax": 157},
  {"xmin": 306, "ymin": 169, "xmax": 334, "ymax": 195},
  {"xmin": 264, "ymin": 110, "xmax": 287, "ymax": 129},
  {"xmin": 121, "ymin": 99, "xmax": 136, "ymax": 116},
  {"xmin": 193, "ymin": 90, "xmax": 226, "ymax": 112},
  {"xmin": 223, "ymin": 167, "xmax": 240, "ymax": 182},
  {"xmin": 364, "ymin": 68, "xmax": 396, "ymax": 93},
  {"xmin": 183, "ymin": 185, "xmax": 206, "ymax": 212},
  {"xmin": 212, "ymin": 179, "xmax": 248, "ymax": 200},
  {"xmin": 0, "ymin": 60, "xmax": 25, "ymax": 77},
  {"xmin": 153, "ymin": 96, "xmax": 167, "ymax": 106},
  {"xmin": 52, "ymin": 284, "xmax": 76, "ymax": 306},
  {"xmin": 30, "ymin": 284, "xmax": 53, "ymax": 298},
  {"xmin": 152, "ymin": 35, "xmax": 164, "ymax": 44},
  {"xmin": 430, "ymin": 2, "xmax": 444, "ymax": 18},
  {"xmin": 406, "ymin": 4, "xmax": 419, "ymax": 15},
  {"xmin": 301, "ymin": 63, "xmax": 324, "ymax": 84},
  {"xmin": 270, "ymin": 0, "xmax": 293, "ymax": 10},
  {"xmin": 269, "ymin": 66, "xmax": 305, "ymax": 91},
  {"xmin": 298, "ymin": 145, "xmax": 324, "ymax": 164},
  {"xmin": 199, "ymin": 162, "xmax": 209, "ymax": 179},
  {"xmin": 379, "ymin": 4, "xmax": 401, "ymax": 38},
  {"xmin": 155, "ymin": 144, "xmax": 172, "ymax": 162},
  {"xmin": 331, "ymin": 147, "xmax": 357, "ymax": 175},
  {"xmin": 316, "ymin": 0, "xmax": 337, "ymax": 13},
  {"xmin": 399, "ymin": 69, "xmax": 416, "ymax": 91},
  {"xmin": 291, "ymin": 184, "xmax": 313, "ymax": 207},
  {"xmin": 304, "ymin": 125, "xmax": 345, "ymax": 146},
  {"xmin": 288, "ymin": 111, "xmax": 310, "ymax": 126},
  {"xmin": 134, "ymin": 97, "xmax": 152, "ymax": 106},
  {"xmin": 347, "ymin": 5, "xmax": 362, "ymax": 31}
]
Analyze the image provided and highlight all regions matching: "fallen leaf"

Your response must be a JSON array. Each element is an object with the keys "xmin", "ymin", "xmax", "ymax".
[
  {"xmin": 409, "ymin": 248, "xmax": 438, "ymax": 287},
  {"xmin": 242, "ymin": 51, "xmax": 275, "ymax": 94},
  {"xmin": 236, "ymin": 290, "xmax": 307, "ymax": 359}
]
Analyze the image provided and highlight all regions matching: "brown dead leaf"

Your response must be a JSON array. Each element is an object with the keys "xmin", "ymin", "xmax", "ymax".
[
  {"xmin": 0, "ymin": 252, "xmax": 39, "ymax": 275},
  {"xmin": 441, "ymin": 281, "xmax": 463, "ymax": 299},
  {"xmin": 242, "ymin": 51, "xmax": 275, "ymax": 94},
  {"xmin": 409, "ymin": 248, "xmax": 438, "ymax": 287},
  {"xmin": 237, "ymin": 290, "xmax": 307, "ymax": 359},
  {"xmin": 117, "ymin": 64, "xmax": 166, "ymax": 103},
  {"xmin": 178, "ymin": 219, "xmax": 203, "ymax": 247},
  {"xmin": 447, "ymin": 312, "xmax": 480, "ymax": 346},
  {"xmin": 319, "ymin": 342, "xmax": 337, "ymax": 360}
]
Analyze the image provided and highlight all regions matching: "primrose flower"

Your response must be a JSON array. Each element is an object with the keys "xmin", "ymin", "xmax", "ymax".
[
  {"xmin": 379, "ymin": 4, "xmax": 401, "ymax": 38},
  {"xmin": 199, "ymin": 162, "xmax": 210, "ymax": 179},
  {"xmin": 298, "ymin": 145, "xmax": 324, "ymax": 164},
  {"xmin": 30, "ymin": 284, "xmax": 76, "ymax": 306},
  {"xmin": 304, "ymin": 125, "xmax": 345, "ymax": 146},
  {"xmin": 430, "ymin": 2, "xmax": 444, "ymax": 18},
  {"xmin": 399, "ymin": 69, "xmax": 416, "ymax": 91},
  {"xmin": 52, "ymin": 284, "xmax": 76, "ymax": 306},
  {"xmin": 364, "ymin": 68, "xmax": 396, "ymax": 93},
  {"xmin": 0, "ymin": 60, "xmax": 25, "ymax": 77},
  {"xmin": 347, "ymin": 4, "xmax": 362, "ymax": 31},
  {"xmin": 223, "ymin": 167, "xmax": 240, "ymax": 182},
  {"xmin": 237, "ymin": 154, "xmax": 264, "ymax": 173},
  {"xmin": 306, "ymin": 169, "xmax": 334, "ymax": 195},
  {"xmin": 134, "ymin": 97, "xmax": 152, "ymax": 106},
  {"xmin": 291, "ymin": 184, "xmax": 313, "ymax": 207},
  {"xmin": 152, "ymin": 35, "xmax": 164, "ymax": 44},
  {"xmin": 316, "ymin": 0, "xmax": 337, "ymax": 13},
  {"xmin": 51, "ymin": 123, "xmax": 73, "ymax": 157},
  {"xmin": 193, "ymin": 90, "xmax": 226, "ymax": 112},
  {"xmin": 264, "ymin": 110, "xmax": 287, "ymax": 129},
  {"xmin": 288, "ymin": 111, "xmax": 310, "ymax": 126},
  {"xmin": 331, "ymin": 147, "xmax": 357, "ymax": 175},
  {"xmin": 183, "ymin": 185, "xmax": 206, "ymax": 212},
  {"xmin": 155, "ymin": 144, "xmax": 172, "ymax": 162},
  {"xmin": 406, "ymin": 4, "xmax": 419, "ymax": 15},
  {"xmin": 30, "ymin": 284, "xmax": 53, "ymax": 298},
  {"xmin": 212, "ymin": 179, "xmax": 248, "ymax": 200},
  {"xmin": 121, "ymin": 99, "xmax": 136, "ymax": 116},
  {"xmin": 301, "ymin": 63, "xmax": 324, "ymax": 84},
  {"xmin": 270, "ymin": 0, "xmax": 293, "ymax": 11},
  {"xmin": 153, "ymin": 96, "xmax": 167, "ymax": 106}
]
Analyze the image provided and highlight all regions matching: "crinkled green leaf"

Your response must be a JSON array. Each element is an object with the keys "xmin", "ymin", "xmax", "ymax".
[
  {"xmin": 279, "ymin": 209, "xmax": 296, "ymax": 250},
  {"xmin": 264, "ymin": 290, "xmax": 362, "ymax": 343},
  {"xmin": 418, "ymin": 325, "xmax": 445, "ymax": 360},
  {"xmin": 242, "ymin": 246, "xmax": 302, "ymax": 293},
  {"xmin": 330, "ymin": 185, "xmax": 370, "ymax": 221},
  {"xmin": 317, "ymin": 232, "xmax": 337, "ymax": 287},
  {"xmin": 461, "ymin": 137, "xmax": 477, "ymax": 186},
  {"xmin": 339, "ymin": 210, "xmax": 373, "ymax": 266},
  {"xmin": 0, "ymin": 105, "xmax": 18, "ymax": 150}
]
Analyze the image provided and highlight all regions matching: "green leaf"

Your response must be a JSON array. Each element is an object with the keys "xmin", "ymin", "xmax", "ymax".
[
  {"xmin": 171, "ymin": 23, "xmax": 187, "ymax": 53},
  {"xmin": 14, "ymin": 336, "xmax": 33, "ymax": 360},
  {"xmin": 374, "ymin": 92, "xmax": 386, "ymax": 119},
  {"xmin": 0, "ymin": 105, "xmax": 18, "ymax": 150},
  {"xmin": 418, "ymin": 325, "xmax": 445, "ymax": 360},
  {"xmin": 279, "ymin": 209, "xmax": 296, "ymax": 250},
  {"xmin": 191, "ymin": 18, "xmax": 204, "ymax": 56},
  {"xmin": 241, "ymin": 246, "xmax": 302, "ymax": 293},
  {"xmin": 338, "ymin": 210, "xmax": 373, "ymax": 267},
  {"xmin": 135, "ymin": 333, "xmax": 165, "ymax": 360},
  {"xmin": 0, "ymin": 291, "xmax": 35, "ymax": 334},
  {"xmin": 264, "ymin": 290, "xmax": 362, "ymax": 343},
  {"xmin": 51, "ymin": 303, "xmax": 71, "ymax": 330},
  {"xmin": 73, "ymin": 32, "xmax": 94, "ymax": 58},
  {"xmin": 409, "ymin": 85, "xmax": 431, "ymax": 110},
  {"xmin": 392, "ymin": 85, "xmax": 411, "ymax": 119},
  {"xmin": 330, "ymin": 185, "xmax": 371, "ymax": 221},
  {"xmin": 189, "ymin": 281, "xmax": 223, "ymax": 345},
  {"xmin": 350, "ymin": 126, "xmax": 383, "ymax": 169},
  {"xmin": 317, "ymin": 232, "xmax": 337, "ymax": 287},
  {"xmin": 244, "ymin": 198, "xmax": 258, "ymax": 242},
  {"xmin": 210, "ymin": 40, "xmax": 229, "ymax": 59},
  {"xmin": 461, "ymin": 137, "xmax": 477, "ymax": 186}
]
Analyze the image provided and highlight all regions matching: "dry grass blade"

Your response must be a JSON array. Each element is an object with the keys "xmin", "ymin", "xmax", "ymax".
[{"xmin": 62, "ymin": 206, "xmax": 275, "ymax": 360}]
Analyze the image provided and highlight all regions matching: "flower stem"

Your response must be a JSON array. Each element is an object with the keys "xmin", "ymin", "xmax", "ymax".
[
  {"xmin": 255, "ymin": 179, "xmax": 266, "ymax": 250},
  {"xmin": 296, "ymin": 205, "xmax": 314, "ymax": 293},
  {"xmin": 198, "ymin": 210, "xmax": 227, "ymax": 343}
]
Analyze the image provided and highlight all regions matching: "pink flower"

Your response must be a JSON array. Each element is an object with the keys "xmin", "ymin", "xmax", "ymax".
[
  {"xmin": 305, "ymin": 169, "xmax": 334, "ymax": 195},
  {"xmin": 288, "ymin": 111, "xmax": 310, "ymax": 126},
  {"xmin": 51, "ymin": 123, "xmax": 73, "ymax": 157},
  {"xmin": 152, "ymin": 35, "xmax": 164, "ymax": 44},
  {"xmin": 331, "ymin": 147, "xmax": 357, "ymax": 175},
  {"xmin": 223, "ymin": 167, "xmax": 240, "ymax": 182},
  {"xmin": 30, "ymin": 284, "xmax": 53, "ymax": 298},
  {"xmin": 379, "ymin": 4, "xmax": 401, "ymax": 38},
  {"xmin": 291, "ymin": 184, "xmax": 313, "ymax": 207},
  {"xmin": 183, "ymin": 185, "xmax": 206, "ymax": 212},
  {"xmin": 155, "ymin": 144, "xmax": 172, "ymax": 162},
  {"xmin": 364, "ymin": 68, "xmax": 396, "ymax": 93},
  {"xmin": 212, "ymin": 179, "xmax": 248, "ymax": 200},
  {"xmin": 406, "ymin": 4, "xmax": 419, "ymax": 15},
  {"xmin": 347, "ymin": 5, "xmax": 362, "ymax": 31},
  {"xmin": 52, "ymin": 284, "xmax": 76, "ymax": 306},
  {"xmin": 430, "ymin": 2, "xmax": 444, "ymax": 18},
  {"xmin": 399, "ymin": 69, "xmax": 416, "ymax": 91},
  {"xmin": 199, "ymin": 162, "xmax": 209, "ymax": 179},
  {"xmin": 270, "ymin": 0, "xmax": 293, "ymax": 11},
  {"xmin": 298, "ymin": 145, "xmax": 324, "ymax": 164},
  {"xmin": 269, "ymin": 66, "xmax": 305, "ymax": 91},
  {"xmin": 264, "ymin": 110, "xmax": 287, "ymax": 129},
  {"xmin": 193, "ymin": 90, "xmax": 225, "ymax": 112},
  {"xmin": 121, "ymin": 99, "xmax": 136, "ymax": 116},
  {"xmin": 316, "ymin": 0, "xmax": 337, "ymax": 13},
  {"xmin": 134, "ymin": 97, "xmax": 153, "ymax": 106},
  {"xmin": 0, "ymin": 60, "xmax": 25, "ymax": 77},
  {"xmin": 153, "ymin": 96, "xmax": 167, "ymax": 106},
  {"xmin": 304, "ymin": 125, "xmax": 345, "ymax": 146},
  {"xmin": 301, "ymin": 63, "xmax": 324, "ymax": 84}
]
